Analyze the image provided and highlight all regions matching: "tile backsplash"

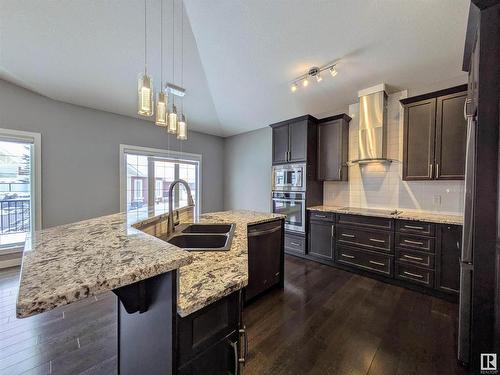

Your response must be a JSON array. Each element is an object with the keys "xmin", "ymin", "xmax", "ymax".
[{"xmin": 324, "ymin": 90, "xmax": 464, "ymax": 215}]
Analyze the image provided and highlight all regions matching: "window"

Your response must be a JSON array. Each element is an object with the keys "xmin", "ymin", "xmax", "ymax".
[
  {"xmin": 120, "ymin": 145, "xmax": 201, "ymax": 223},
  {"xmin": 0, "ymin": 128, "xmax": 41, "ymax": 254}
]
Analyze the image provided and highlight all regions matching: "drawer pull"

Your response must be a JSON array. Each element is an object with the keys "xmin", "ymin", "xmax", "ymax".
[
  {"xmin": 404, "ymin": 225, "xmax": 424, "ymax": 230},
  {"xmin": 369, "ymin": 238, "xmax": 385, "ymax": 243},
  {"xmin": 404, "ymin": 239, "xmax": 424, "ymax": 246},
  {"xmin": 369, "ymin": 260, "xmax": 385, "ymax": 266},
  {"xmin": 403, "ymin": 271, "xmax": 424, "ymax": 279},
  {"xmin": 403, "ymin": 254, "xmax": 423, "ymax": 261},
  {"xmin": 315, "ymin": 214, "xmax": 327, "ymax": 218},
  {"xmin": 341, "ymin": 253, "xmax": 355, "ymax": 259},
  {"xmin": 290, "ymin": 241, "xmax": 300, "ymax": 247},
  {"xmin": 341, "ymin": 233, "xmax": 355, "ymax": 238}
]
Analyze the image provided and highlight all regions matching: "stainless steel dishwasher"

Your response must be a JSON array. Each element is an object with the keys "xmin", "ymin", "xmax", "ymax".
[{"xmin": 245, "ymin": 219, "xmax": 284, "ymax": 302}]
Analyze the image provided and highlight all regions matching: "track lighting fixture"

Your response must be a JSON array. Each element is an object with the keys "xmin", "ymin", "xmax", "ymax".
[{"xmin": 288, "ymin": 61, "xmax": 339, "ymax": 93}]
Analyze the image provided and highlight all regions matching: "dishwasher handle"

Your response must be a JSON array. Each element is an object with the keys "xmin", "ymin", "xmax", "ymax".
[{"xmin": 247, "ymin": 224, "xmax": 282, "ymax": 237}]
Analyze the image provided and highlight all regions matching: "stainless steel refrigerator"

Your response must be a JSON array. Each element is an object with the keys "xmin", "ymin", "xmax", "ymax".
[{"xmin": 458, "ymin": 107, "xmax": 476, "ymax": 365}]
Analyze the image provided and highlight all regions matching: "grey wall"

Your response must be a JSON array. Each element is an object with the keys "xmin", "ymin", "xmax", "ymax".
[
  {"xmin": 223, "ymin": 127, "xmax": 271, "ymax": 212},
  {"xmin": 0, "ymin": 79, "xmax": 224, "ymax": 228}
]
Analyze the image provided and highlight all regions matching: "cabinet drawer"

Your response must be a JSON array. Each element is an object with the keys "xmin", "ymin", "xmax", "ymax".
[
  {"xmin": 396, "ymin": 220, "xmax": 435, "ymax": 236},
  {"xmin": 337, "ymin": 214, "xmax": 393, "ymax": 230},
  {"xmin": 335, "ymin": 246, "xmax": 393, "ymax": 277},
  {"xmin": 395, "ymin": 263, "xmax": 434, "ymax": 288},
  {"xmin": 309, "ymin": 211, "xmax": 335, "ymax": 222},
  {"xmin": 337, "ymin": 225, "xmax": 393, "ymax": 254},
  {"xmin": 285, "ymin": 233, "xmax": 305, "ymax": 254},
  {"xmin": 396, "ymin": 233, "xmax": 434, "ymax": 253},
  {"xmin": 396, "ymin": 248, "xmax": 434, "ymax": 269}
]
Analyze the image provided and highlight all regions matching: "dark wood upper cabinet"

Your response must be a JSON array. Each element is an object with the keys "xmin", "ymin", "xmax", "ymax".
[
  {"xmin": 435, "ymin": 224, "xmax": 462, "ymax": 295},
  {"xmin": 317, "ymin": 114, "xmax": 351, "ymax": 181},
  {"xmin": 270, "ymin": 116, "xmax": 317, "ymax": 165},
  {"xmin": 401, "ymin": 85, "xmax": 467, "ymax": 181},
  {"xmin": 271, "ymin": 124, "xmax": 289, "ymax": 164},
  {"xmin": 403, "ymin": 98, "xmax": 436, "ymax": 180},
  {"xmin": 435, "ymin": 92, "xmax": 467, "ymax": 179},
  {"xmin": 288, "ymin": 120, "xmax": 308, "ymax": 162}
]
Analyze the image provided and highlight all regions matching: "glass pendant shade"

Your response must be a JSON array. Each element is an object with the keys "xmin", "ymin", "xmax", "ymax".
[
  {"xmin": 155, "ymin": 91, "xmax": 168, "ymax": 126},
  {"xmin": 137, "ymin": 73, "xmax": 154, "ymax": 116},
  {"xmin": 177, "ymin": 114, "xmax": 187, "ymax": 140},
  {"xmin": 168, "ymin": 105, "xmax": 178, "ymax": 134}
]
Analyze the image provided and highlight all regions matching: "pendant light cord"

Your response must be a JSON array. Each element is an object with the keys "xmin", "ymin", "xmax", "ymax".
[
  {"xmin": 181, "ymin": 0, "xmax": 184, "ymax": 117},
  {"xmin": 160, "ymin": 0, "xmax": 163, "ymax": 87},
  {"xmin": 144, "ymin": 0, "xmax": 147, "ymax": 73},
  {"xmin": 172, "ymin": 0, "xmax": 175, "ymax": 108}
]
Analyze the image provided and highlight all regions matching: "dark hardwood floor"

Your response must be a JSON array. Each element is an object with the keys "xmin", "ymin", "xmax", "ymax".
[{"xmin": 0, "ymin": 256, "xmax": 467, "ymax": 375}]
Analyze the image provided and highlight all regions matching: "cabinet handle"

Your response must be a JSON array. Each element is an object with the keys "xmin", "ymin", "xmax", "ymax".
[
  {"xmin": 338, "ymin": 166, "xmax": 342, "ymax": 180},
  {"xmin": 331, "ymin": 225, "xmax": 334, "ymax": 237},
  {"xmin": 290, "ymin": 241, "xmax": 300, "ymax": 247},
  {"xmin": 403, "ymin": 271, "xmax": 424, "ymax": 279},
  {"xmin": 404, "ymin": 225, "xmax": 424, "ymax": 230},
  {"xmin": 369, "ymin": 238, "xmax": 385, "ymax": 243},
  {"xmin": 239, "ymin": 325, "xmax": 248, "ymax": 365},
  {"xmin": 436, "ymin": 163, "xmax": 439, "ymax": 179},
  {"xmin": 457, "ymin": 241, "xmax": 460, "ymax": 249},
  {"xmin": 403, "ymin": 254, "xmax": 423, "ymax": 261},
  {"xmin": 229, "ymin": 340, "xmax": 239, "ymax": 375},
  {"xmin": 369, "ymin": 260, "xmax": 385, "ymax": 266},
  {"xmin": 341, "ymin": 253, "xmax": 355, "ymax": 259},
  {"xmin": 404, "ymin": 239, "xmax": 424, "ymax": 246},
  {"xmin": 429, "ymin": 163, "xmax": 433, "ymax": 178},
  {"xmin": 341, "ymin": 233, "xmax": 355, "ymax": 238},
  {"xmin": 315, "ymin": 214, "xmax": 327, "ymax": 218}
]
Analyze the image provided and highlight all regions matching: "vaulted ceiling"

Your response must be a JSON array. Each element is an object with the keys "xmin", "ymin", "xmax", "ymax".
[{"xmin": 0, "ymin": 0, "xmax": 470, "ymax": 137}]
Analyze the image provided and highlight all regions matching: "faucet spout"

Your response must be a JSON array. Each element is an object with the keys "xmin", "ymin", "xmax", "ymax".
[{"xmin": 168, "ymin": 179, "xmax": 195, "ymax": 235}]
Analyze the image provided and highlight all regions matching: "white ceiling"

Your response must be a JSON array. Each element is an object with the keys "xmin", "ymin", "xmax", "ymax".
[{"xmin": 0, "ymin": 0, "xmax": 470, "ymax": 137}]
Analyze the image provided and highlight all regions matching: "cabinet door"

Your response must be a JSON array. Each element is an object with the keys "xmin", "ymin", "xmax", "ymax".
[
  {"xmin": 435, "ymin": 92, "xmax": 467, "ymax": 180},
  {"xmin": 272, "ymin": 124, "xmax": 289, "ymax": 164},
  {"xmin": 403, "ymin": 98, "xmax": 436, "ymax": 180},
  {"xmin": 318, "ymin": 119, "xmax": 346, "ymax": 181},
  {"xmin": 288, "ymin": 120, "xmax": 308, "ymax": 162},
  {"xmin": 308, "ymin": 221, "xmax": 334, "ymax": 260},
  {"xmin": 435, "ymin": 224, "xmax": 461, "ymax": 294}
]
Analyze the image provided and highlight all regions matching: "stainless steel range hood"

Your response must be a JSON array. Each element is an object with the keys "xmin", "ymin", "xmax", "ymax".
[{"xmin": 351, "ymin": 84, "xmax": 392, "ymax": 164}]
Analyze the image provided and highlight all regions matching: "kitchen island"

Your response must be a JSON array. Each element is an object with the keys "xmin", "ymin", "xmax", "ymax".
[{"xmin": 16, "ymin": 209, "xmax": 284, "ymax": 375}]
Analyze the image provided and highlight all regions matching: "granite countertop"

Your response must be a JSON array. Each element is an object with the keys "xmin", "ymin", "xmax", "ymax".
[
  {"xmin": 308, "ymin": 205, "xmax": 463, "ymax": 225},
  {"xmin": 177, "ymin": 210, "xmax": 284, "ymax": 317},
  {"xmin": 16, "ymin": 212, "xmax": 193, "ymax": 318},
  {"xmin": 16, "ymin": 209, "xmax": 284, "ymax": 319}
]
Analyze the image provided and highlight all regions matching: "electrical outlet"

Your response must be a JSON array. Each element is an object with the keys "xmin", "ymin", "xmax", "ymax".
[{"xmin": 433, "ymin": 195, "xmax": 441, "ymax": 205}]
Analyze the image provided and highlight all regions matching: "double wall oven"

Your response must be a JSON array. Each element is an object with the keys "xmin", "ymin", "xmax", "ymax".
[{"xmin": 272, "ymin": 163, "xmax": 306, "ymax": 233}]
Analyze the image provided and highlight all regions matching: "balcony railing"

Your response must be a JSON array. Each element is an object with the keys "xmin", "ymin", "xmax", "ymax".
[{"xmin": 0, "ymin": 199, "xmax": 30, "ymax": 234}]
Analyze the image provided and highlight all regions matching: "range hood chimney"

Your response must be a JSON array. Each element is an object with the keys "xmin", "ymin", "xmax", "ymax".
[{"xmin": 351, "ymin": 84, "xmax": 391, "ymax": 164}]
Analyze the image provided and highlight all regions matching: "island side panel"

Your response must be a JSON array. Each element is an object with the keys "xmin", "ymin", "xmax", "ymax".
[{"xmin": 116, "ymin": 271, "xmax": 176, "ymax": 375}]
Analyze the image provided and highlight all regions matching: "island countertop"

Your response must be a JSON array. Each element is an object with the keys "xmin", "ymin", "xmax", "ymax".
[
  {"xmin": 16, "ymin": 209, "xmax": 284, "ymax": 319},
  {"xmin": 16, "ymin": 212, "xmax": 194, "ymax": 318},
  {"xmin": 177, "ymin": 210, "xmax": 284, "ymax": 317}
]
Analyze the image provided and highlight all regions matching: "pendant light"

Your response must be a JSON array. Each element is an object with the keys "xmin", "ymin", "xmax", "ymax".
[
  {"xmin": 167, "ymin": 0, "xmax": 178, "ymax": 134},
  {"xmin": 155, "ymin": 0, "xmax": 167, "ymax": 126},
  {"xmin": 137, "ymin": 0, "xmax": 154, "ymax": 117},
  {"xmin": 177, "ymin": 0, "xmax": 188, "ymax": 140}
]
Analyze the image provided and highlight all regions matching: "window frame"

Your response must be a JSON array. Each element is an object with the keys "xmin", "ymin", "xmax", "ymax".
[
  {"xmin": 119, "ymin": 144, "xmax": 202, "ymax": 218},
  {"xmin": 0, "ymin": 127, "xmax": 42, "ymax": 253}
]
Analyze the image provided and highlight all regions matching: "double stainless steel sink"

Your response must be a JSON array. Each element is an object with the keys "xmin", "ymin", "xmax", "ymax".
[{"xmin": 160, "ymin": 223, "xmax": 235, "ymax": 251}]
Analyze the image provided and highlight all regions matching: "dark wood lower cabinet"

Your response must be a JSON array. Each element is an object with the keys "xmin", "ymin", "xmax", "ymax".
[
  {"xmin": 308, "ymin": 220, "xmax": 334, "ymax": 261},
  {"xmin": 176, "ymin": 291, "xmax": 243, "ymax": 375},
  {"xmin": 302, "ymin": 211, "xmax": 462, "ymax": 299},
  {"xmin": 435, "ymin": 224, "xmax": 461, "ymax": 294}
]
